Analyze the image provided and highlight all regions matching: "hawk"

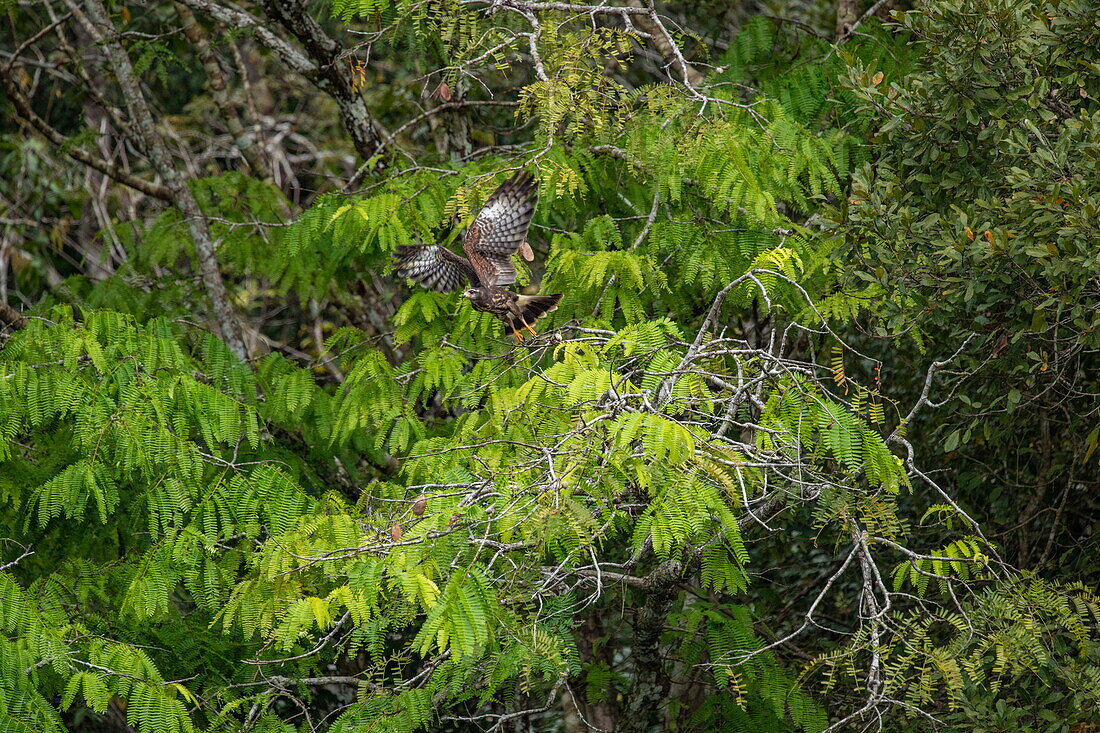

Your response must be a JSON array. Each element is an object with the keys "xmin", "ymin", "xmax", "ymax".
[{"xmin": 393, "ymin": 171, "xmax": 562, "ymax": 342}]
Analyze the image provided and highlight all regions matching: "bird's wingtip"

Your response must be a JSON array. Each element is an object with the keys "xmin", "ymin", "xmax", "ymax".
[{"xmin": 506, "ymin": 168, "xmax": 536, "ymax": 189}]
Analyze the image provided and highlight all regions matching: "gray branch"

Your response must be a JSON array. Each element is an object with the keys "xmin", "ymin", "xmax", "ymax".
[{"xmin": 72, "ymin": 0, "xmax": 248, "ymax": 359}]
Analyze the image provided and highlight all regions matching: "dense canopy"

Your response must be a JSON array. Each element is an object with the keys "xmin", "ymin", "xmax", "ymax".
[{"xmin": 1, "ymin": 0, "xmax": 1098, "ymax": 731}]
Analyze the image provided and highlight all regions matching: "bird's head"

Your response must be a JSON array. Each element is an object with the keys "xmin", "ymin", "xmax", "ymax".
[{"xmin": 461, "ymin": 288, "xmax": 480, "ymax": 300}]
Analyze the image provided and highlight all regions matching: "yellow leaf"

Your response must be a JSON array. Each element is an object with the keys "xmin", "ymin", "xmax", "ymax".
[
  {"xmin": 170, "ymin": 683, "xmax": 198, "ymax": 705},
  {"xmin": 416, "ymin": 574, "xmax": 440, "ymax": 607},
  {"xmin": 308, "ymin": 596, "xmax": 334, "ymax": 628}
]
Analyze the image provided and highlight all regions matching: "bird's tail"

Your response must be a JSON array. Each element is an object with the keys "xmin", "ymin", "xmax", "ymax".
[{"xmin": 506, "ymin": 294, "xmax": 562, "ymax": 339}]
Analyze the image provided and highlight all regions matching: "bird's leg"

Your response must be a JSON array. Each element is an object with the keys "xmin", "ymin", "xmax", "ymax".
[
  {"xmin": 507, "ymin": 302, "xmax": 532, "ymax": 343},
  {"xmin": 514, "ymin": 310, "xmax": 537, "ymax": 337}
]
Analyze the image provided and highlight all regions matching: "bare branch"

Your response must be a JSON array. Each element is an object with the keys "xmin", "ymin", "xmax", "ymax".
[
  {"xmin": 175, "ymin": 0, "xmax": 317, "ymax": 74},
  {"xmin": 173, "ymin": 1, "xmax": 274, "ymax": 181},
  {"xmin": 0, "ymin": 547, "xmax": 34, "ymax": 571},
  {"xmin": 0, "ymin": 65, "xmax": 173, "ymax": 202},
  {"xmin": 260, "ymin": 0, "xmax": 387, "ymax": 163},
  {"xmin": 71, "ymin": 0, "xmax": 248, "ymax": 359}
]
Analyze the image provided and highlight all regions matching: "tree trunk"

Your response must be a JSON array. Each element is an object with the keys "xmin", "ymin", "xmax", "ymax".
[
  {"xmin": 174, "ymin": 1, "xmax": 274, "ymax": 182},
  {"xmin": 835, "ymin": 0, "xmax": 859, "ymax": 40},
  {"xmin": 70, "ymin": 0, "xmax": 249, "ymax": 360}
]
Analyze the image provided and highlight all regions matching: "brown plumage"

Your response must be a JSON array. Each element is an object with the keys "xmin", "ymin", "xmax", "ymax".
[{"xmin": 393, "ymin": 171, "xmax": 561, "ymax": 341}]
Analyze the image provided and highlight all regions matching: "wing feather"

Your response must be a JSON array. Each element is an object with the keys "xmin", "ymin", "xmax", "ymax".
[
  {"xmin": 393, "ymin": 245, "xmax": 479, "ymax": 292},
  {"xmin": 462, "ymin": 171, "xmax": 537, "ymax": 286}
]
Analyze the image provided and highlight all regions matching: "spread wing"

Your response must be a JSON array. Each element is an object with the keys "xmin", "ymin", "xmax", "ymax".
[
  {"xmin": 393, "ymin": 244, "xmax": 480, "ymax": 292},
  {"xmin": 462, "ymin": 171, "xmax": 537, "ymax": 287}
]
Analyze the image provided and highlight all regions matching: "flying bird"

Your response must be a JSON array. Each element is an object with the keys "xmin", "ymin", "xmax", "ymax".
[{"xmin": 393, "ymin": 171, "xmax": 562, "ymax": 342}]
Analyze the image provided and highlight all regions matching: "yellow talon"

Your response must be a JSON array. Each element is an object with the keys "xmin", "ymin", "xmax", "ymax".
[{"xmin": 525, "ymin": 324, "xmax": 537, "ymax": 337}]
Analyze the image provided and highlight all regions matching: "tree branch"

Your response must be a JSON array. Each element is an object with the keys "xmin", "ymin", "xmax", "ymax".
[
  {"xmin": 260, "ymin": 0, "xmax": 387, "ymax": 164},
  {"xmin": 173, "ymin": 1, "xmax": 273, "ymax": 181},
  {"xmin": 626, "ymin": 0, "xmax": 704, "ymax": 87},
  {"xmin": 0, "ymin": 65, "xmax": 173, "ymax": 202},
  {"xmin": 175, "ymin": 0, "xmax": 317, "ymax": 74},
  {"xmin": 71, "ymin": 0, "xmax": 248, "ymax": 359},
  {"xmin": 0, "ymin": 546, "xmax": 33, "ymax": 571},
  {"xmin": 0, "ymin": 301, "xmax": 29, "ymax": 336}
]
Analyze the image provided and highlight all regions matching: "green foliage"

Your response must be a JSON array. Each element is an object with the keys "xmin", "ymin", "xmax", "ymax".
[
  {"xmin": 839, "ymin": 0, "xmax": 1100, "ymax": 348},
  {"xmin": 1, "ymin": 267, "xmax": 974, "ymax": 731},
  {"xmin": 891, "ymin": 537, "xmax": 991, "ymax": 595},
  {"xmin": 672, "ymin": 602, "xmax": 829, "ymax": 731},
  {"xmin": 828, "ymin": 0, "xmax": 1100, "ymax": 585},
  {"xmin": 130, "ymin": 38, "xmax": 180, "ymax": 90},
  {"xmin": 810, "ymin": 577, "xmax": 1100, "ymax": 728},
  {"xmin": 4, "ymin": 0, "xmax": 1100, "ymax": 731}
]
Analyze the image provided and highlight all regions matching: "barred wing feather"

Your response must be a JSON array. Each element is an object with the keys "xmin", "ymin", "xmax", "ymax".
[
  {"xmin": 463, "ymin": 171, "xmax": 537, "ymax": 286},
  {"xmin": 393, "ymin": 245, "xmax": 478, "ymax": 292}
]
